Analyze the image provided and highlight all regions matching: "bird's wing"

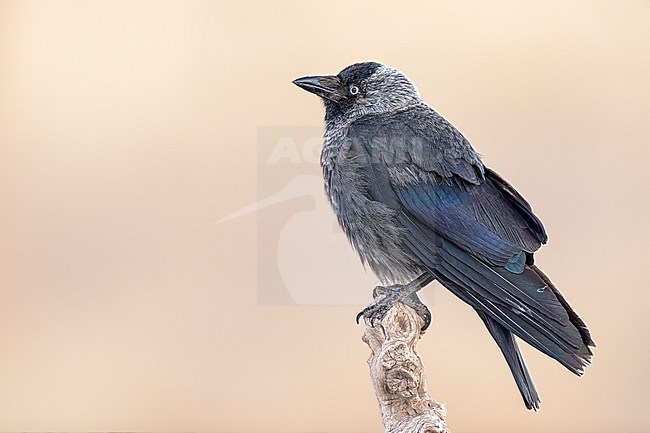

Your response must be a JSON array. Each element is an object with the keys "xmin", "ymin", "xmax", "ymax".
[
  {"xmin": 346, "ymin": 109, "xmax": 545, "ymax": 271},
  {"xmin": 345, "ymin": 110, "xmax": 594, "ymax": 377}
]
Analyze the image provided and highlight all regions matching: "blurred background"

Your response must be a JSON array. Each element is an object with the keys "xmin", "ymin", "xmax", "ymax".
[{"xmin": 1, "ymin": 1, "xmax": 649, "ymax": 432}]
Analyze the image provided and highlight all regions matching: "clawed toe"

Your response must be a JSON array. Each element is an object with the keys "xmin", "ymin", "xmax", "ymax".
[
  {"xmin": 358, "ymin": 274, "xmax": 434, "ymax": 333},
  {"xmin": 356, "ymin": 292, "xmax": 399, "ymax": 327},
  {"xmin": 357, "ymin": 291, "xmax": 431, "ymax": 333},
  {"xmin": 403, "ymin": 293, "xmax": 432, "ymax": 332}
]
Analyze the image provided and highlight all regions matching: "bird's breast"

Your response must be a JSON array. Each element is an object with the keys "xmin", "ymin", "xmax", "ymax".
[{"xmin": 320, "ymin": 133, "xmax": 422, "ymax": 284}]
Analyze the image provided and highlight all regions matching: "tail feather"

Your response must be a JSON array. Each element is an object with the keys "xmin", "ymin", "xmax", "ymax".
[
  {"xmin": 431, "ymin": 238, "xmax": 594, "ymax": 367},
  {"xmin": 477, "ymin": 311, "xmax": 540, "ymax": 410},
  {"xmin": 530, "ymin": 264, "xmax": 595, "ymax": 348}
]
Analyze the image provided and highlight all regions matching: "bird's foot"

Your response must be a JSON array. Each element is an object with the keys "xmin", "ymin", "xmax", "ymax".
[{"xmin": 356, "ymin": 284, "xmax": 431, "ymax": 333}]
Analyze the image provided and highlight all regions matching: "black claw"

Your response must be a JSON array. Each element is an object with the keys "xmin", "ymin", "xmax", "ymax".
[
  {"xmin": 356, "ymin": 293, "xmax": 399, "ymax": 328},
  {"xmin": 420, "ymin": 313, "xmax": 432, "ymax": 333}
]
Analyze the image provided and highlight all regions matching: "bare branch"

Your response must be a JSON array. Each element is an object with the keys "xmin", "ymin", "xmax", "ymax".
[{"xmin": 362, "ymin": 302, "xmax": 450, "ymax": 433}]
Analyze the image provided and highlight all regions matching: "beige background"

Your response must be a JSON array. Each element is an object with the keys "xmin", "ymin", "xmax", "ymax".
[{"xmin": 1, "ymin": 1, "xmax": 649, "ymax": 432}]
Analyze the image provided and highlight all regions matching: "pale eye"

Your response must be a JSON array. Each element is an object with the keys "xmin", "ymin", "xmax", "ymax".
[{"xmin": 349, "ymin": 85, "xmax": 360, "ymax": 95}]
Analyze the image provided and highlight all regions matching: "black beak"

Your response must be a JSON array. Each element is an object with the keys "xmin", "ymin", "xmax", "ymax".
[{"xmin": 292, "ymin": 75, "xmax": 346, "ymax": 103}]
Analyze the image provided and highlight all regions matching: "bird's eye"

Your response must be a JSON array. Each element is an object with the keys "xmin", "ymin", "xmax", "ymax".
[{"xmin": 349, "ymin": 85, "xmax": 360, "ymax": 95}]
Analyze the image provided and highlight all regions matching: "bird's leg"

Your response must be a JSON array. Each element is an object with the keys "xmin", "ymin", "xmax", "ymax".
[{"xmin": 356, "ymin": 273, "xmax": 435, "ymax": 333}]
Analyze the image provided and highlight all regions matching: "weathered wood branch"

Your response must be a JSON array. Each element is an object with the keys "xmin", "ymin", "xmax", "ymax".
[{"xmin": 362, "ymin": 302, "xmax": 450, "ymax": 433}]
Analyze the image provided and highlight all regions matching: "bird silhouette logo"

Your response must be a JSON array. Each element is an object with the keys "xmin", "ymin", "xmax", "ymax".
[{"xmin": 218, "ymin": 127, "xmax": 379, "ymax": 306}]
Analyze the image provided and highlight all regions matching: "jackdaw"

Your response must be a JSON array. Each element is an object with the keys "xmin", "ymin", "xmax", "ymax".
[{"xmin": 292, "ymin": 62, "xmax": 594, "ymax": 410}]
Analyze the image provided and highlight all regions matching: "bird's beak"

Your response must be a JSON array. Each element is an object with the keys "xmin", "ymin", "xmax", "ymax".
[{"xmin": 292, "ymin": 75, "xmax": 346, "ymax": 103}]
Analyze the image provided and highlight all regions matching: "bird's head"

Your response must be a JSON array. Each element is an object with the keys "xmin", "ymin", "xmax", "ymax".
[{"xmin": 293, "ymin": 62, "xmax": 422, "ymax": 122}]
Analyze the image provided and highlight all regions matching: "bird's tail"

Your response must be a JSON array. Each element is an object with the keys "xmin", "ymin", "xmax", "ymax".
[
  {"xmin": 416, "ymin": 240, "xmax": 595, "ymax": 410},
  {"xmin": 477, "ymin": 311, "xmax": 540, "ymax": 410},
  {"xmin": 433, "ymin": 240, "xmax": 594, "ymax": 373}
]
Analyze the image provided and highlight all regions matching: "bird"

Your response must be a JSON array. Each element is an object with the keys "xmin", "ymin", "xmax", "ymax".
[{"xmin": 292, "ymin": 61, "xmax": 594, "ymax": 410}]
